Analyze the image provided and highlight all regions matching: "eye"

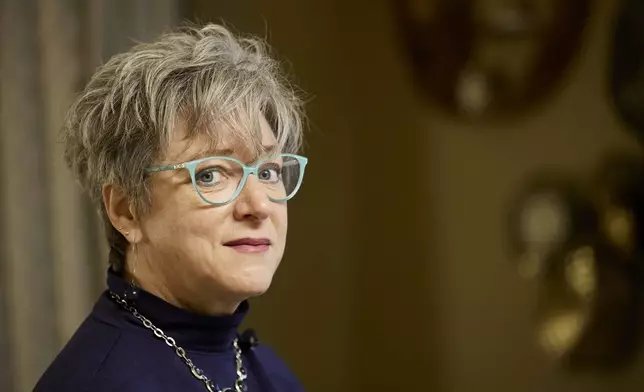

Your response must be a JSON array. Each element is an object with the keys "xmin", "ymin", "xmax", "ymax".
[
  {"xmin": 195, "ymin": 168, "xmax": 223, "ymax": 187},
  {"xmin": 258, "ymin": 163, "xmax": 281, "ymax": 183}
]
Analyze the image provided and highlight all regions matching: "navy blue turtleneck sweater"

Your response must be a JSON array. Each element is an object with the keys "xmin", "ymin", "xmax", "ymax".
[{"xmin": 33, "ymin": 270, "xmax": 304, "ymax": 391}]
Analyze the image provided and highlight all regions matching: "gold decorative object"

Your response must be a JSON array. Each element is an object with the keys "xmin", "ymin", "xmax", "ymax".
[
  {"xmin": 392, "ymin": 0, "xmax": 591, "ymax": 122},
  {"xmin": 508, "ymin": 152, "xmax": 644, "ymax": 370}
]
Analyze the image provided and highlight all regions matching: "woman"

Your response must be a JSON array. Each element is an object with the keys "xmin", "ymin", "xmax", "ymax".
[{"xmin": 34, "ymin": 23, "xmax": 308, "ymax": 392}]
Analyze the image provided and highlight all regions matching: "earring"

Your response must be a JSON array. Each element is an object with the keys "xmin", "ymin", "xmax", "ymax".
[
  {"xmin": 124, "ymin": 243, "xmax": 139, "ymax": 301},
  {"xmin": 118, "ymin": 227, "xmax": 130, "ymax": 236},
  {"xmin": 131, "ymin": 243, "xmax": 138, "ymax": 278}
]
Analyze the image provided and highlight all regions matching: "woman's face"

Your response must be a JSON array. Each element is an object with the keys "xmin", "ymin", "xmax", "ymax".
[{"xmin": 137, "ymin": 116, "xmax": 287, "ymax": 313}]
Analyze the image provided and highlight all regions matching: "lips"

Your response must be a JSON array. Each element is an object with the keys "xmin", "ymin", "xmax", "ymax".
[
  {"xmin": 223, "ymin": 237, "xmax": 271, "ymax": 254},
  {"xmin": 224, "ymin": 238, "xmax": 271, "ymax": 246}
]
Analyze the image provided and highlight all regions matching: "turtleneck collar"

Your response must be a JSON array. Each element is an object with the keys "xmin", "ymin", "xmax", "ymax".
[{"xmin": 105, "ymin": 269, "xmax": 248, "ymax": 353}]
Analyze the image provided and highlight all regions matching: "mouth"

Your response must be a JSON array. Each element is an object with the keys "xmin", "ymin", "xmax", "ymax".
[{"xmin": 223, "ymin": 238, "xmax": 271, "ymax": 253}]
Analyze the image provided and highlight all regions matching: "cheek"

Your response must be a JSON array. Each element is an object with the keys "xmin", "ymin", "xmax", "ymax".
[
  {"xmin": 274, "ymin": 205, "xmax": 288, "ymax": 240},
  {"xmin": 143, "ymin": 184, "xmax": 226, "ymax": 244}
]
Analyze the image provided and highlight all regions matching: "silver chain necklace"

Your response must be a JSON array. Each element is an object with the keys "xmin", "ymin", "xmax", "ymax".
[{"xmin": 109, "ymin": 292, "xmax": 248, "ymax": 392}]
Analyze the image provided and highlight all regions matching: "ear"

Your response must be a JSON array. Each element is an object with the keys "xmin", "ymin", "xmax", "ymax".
[{"xmin": 102, "ymin": 184, "xmax": 140, "ymax": 243}]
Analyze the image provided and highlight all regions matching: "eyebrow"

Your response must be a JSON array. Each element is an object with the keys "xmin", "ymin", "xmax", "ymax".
[{"xmin": 183, "ymin": 145, "xmax": 277, "ymax": 163}]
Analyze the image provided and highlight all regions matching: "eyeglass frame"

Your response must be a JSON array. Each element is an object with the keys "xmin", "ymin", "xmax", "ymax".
[{"xmin": 145, "ymin": 153, "xmax": 309, "ymax": 206}]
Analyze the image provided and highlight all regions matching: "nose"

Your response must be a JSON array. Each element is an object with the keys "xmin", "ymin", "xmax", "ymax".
[{"xmin": 232, "ymin": 175, "xmax": 270, "ymax": 221}]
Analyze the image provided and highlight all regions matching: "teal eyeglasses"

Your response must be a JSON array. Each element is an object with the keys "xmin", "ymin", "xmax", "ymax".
[{"xmin": 145, "ymin": 153, "xmax": 308, "ymax": 205}]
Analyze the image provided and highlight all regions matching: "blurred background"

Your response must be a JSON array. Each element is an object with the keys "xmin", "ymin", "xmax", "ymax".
[{"xmin": 3, "ymin": 0, "xmax": 644, "ymax": 391}]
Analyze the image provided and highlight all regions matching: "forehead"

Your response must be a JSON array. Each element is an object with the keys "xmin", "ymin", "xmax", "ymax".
[{"xmin": 165, "ymin": 115, "xmax": 277, "ymax": 163}]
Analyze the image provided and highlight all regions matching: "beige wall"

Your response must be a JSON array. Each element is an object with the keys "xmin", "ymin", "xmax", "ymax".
[{"xmin": 191, "ymin": 1, "xmax": 644, "ymax": 391}]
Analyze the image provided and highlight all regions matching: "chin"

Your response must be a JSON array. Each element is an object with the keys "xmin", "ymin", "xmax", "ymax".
[
  {"xmin": 231, "ymin": 278, "xmax": 273, "ymax": 299},
  {"xmin": 226, "ymin": 265, "xmax": 276, "ymax": 298}
]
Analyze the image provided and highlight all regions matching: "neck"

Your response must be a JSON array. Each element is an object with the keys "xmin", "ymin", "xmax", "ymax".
[{"xmin": 124, "ymin": 262, "xmax": 242, "ymax": 316}]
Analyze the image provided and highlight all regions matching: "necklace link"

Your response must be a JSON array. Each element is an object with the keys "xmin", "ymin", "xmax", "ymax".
[{"xmin": 109, "ymin": 292, "xmax": 246, "ymax": 392}]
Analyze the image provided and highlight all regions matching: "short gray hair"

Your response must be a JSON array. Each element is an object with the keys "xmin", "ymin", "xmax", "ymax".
[{"xmin": 62, "ymin": 23, "xmax": 305, "ymax": 271}]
